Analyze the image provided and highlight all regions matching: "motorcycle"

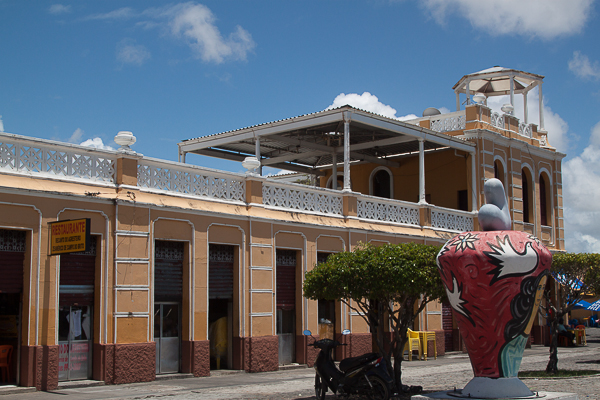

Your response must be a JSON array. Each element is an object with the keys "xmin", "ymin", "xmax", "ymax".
[{"xmin": 303, "ymin": 329, "xmax": 395, "ymax": 400}]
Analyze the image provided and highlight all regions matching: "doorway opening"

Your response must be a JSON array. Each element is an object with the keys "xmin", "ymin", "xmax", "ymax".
[
  {"xmin": 58, "ymin": 237, "xmax": 96, "ymax": 381},
  {"xmin": 276, "ymin": 249, "xmax": 296, "ymax": 365},
  {"xmin": 0, "ymin": 229, "xmax": 25, "ymax": 386},
  {"xmin": 208, "ymin": 244, "xmax": 234, "ymax": 370},
  {"xmin": 154, "ymin": 240, "xmax": 184, "ymax": 374}
]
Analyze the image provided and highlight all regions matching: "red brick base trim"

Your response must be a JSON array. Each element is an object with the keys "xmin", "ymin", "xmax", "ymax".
[
  {"xmin": 93, "ymin": 343, "xmax": 115, "ymax": 384},
  {"xmin": 112, "ymin": 342, "xmax": 156, "ymax": 385},
  {"xmin": 296, "ymin": 334, "xmax": 320, "ymax": 366},
  {"xmin": 182, "ymin": 340, "xmax": 210, "ymax": 377},
  {"xmin": 41, "ymin": 345, "xmax": 59, "ymax": 390},
  {"xmin": 434, "ymin": 330, "xmax": 445, "ymax": 357},
  {"xmin": 19, "ymin": 345, "xmax": 58, "ymax": 390},
  {"xmin": 246, "ymin": 336, "xmax": 278, "ymax": 372},
  {"xmin": 232, "ymin": 336, "xmax": 246, "ymax": 370},
  {"xmin": 348, "ymin": 333, "xmax": 372, "ymax": 357},
  {"xmin": 19, "ymin": 345, "xmax": 40, "ymax": 388}
]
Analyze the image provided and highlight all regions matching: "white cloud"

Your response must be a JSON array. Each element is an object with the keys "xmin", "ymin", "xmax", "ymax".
[
  {"xmin": 485, "ymin": 88, "xmax": 569, "ymax": 153},
  {"xmin": 84, "ymin": 7, "xmax": 136, "ymax": 21},
  {"xmin": 80, "ymin": 137, "xmax": 114, "ymax": 151},
  {"xmin": 49, "ymin": 4, "xmax": 72, "ymax": 15},
  {"xmin": 563, "ymin": 122, "xmax": 600, "ymax": 252},
  {"xmin": 326, "ymin": 92, "xmax": 451, "ymax": 122},
  {"xmin": 0, "ymin": 116, "xmax": 4, "ymax": 132},
  {"xmin": 421, "ymin": 0, "xmax": 593, "ymax": 40},
  {"xmin": 327, "ymin": 92, "xmax": 399, "ymax": 119},
  {"xmin": 86, "ymin": 3, "xmax": 255, "ymax": 64},
  {"xmin": 165, "ymin": 3, "xmax": 255, "ymax": 63},
  {"xmin": 68, "ymin": 128, "xmax": 84, "ymax": 143},
  {"xmin": 569, "ymin": 51, "xmax": 600, "ymax": 81},
  {"xmin": 116, "ymin": 38, "xmax": 151, "ymax": 66}
]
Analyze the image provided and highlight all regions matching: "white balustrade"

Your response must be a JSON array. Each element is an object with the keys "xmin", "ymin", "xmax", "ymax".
[
  {"xmin": 0, "ymin": 133, "xmax": 116, "ymax": 183},
  {"xmin": 357, "ymin": 195, "xmax": 420, "ymax": 226},
  {"xmin": 262, "ymin": 183, "xmax": 343, "ymax": 215},
  {"xmin": 431, "ymin": 206, "xmax": 475, "ymax": 232},
  {"xmin": 490, "ymin": 112, "xmax": 505, "ymax": 130},
  {"xmin": 430, "ymin": 112, "xmax": 466, "ymax": 133},
  {"xmin": 519, "ymin": 123, "xmax": 532, "ymax": 138},
  {"xmin": 138, "ymin": 158, "xmax": 245, "ymax": 202}
]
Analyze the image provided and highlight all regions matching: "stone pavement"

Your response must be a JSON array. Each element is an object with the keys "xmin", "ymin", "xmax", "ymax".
[{"xmin": 2, "ymin": 328, "xmax": 600, "ymax": 400}]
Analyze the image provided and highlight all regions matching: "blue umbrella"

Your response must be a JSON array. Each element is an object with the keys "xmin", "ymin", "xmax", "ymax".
[
  {"xmin": 587, "ymin": 299, "xmax": 600, "ymax": 311},
  {"xmin": 574, "ymin": 300, "xmax": 592, "ymax": 309}
]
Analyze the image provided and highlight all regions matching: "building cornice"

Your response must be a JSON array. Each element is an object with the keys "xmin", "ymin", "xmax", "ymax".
[{"xmin": 461, "ymin": 129, "xmax": 566, "ymax": 161}]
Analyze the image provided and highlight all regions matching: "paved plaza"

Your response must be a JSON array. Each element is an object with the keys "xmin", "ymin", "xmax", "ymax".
[{"xmin": 2, "ymin": 329, "xmax": 600, "ymax": 400}]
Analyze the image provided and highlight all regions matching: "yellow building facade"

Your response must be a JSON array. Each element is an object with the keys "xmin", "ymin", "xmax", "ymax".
[{"xmin": 0, "ymin": 68, "xmax": 564, "ymax": 390}]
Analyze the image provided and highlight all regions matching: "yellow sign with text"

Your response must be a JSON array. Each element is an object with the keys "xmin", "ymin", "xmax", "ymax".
[{"xmin": 49, "ymin": 218, "xmax": 90, "ymax": 255}]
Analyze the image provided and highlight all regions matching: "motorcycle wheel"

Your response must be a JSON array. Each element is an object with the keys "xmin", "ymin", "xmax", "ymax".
[
  {"xmin": 365, "ymin": 375, "xmax": 390, "ymax": 400},
  {"xmin": 315, "ymin": 374, "xmax": 327, "ymax": 400}
]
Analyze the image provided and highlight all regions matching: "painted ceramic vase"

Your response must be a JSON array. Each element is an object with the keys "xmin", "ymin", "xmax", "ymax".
[{"xmin": 437, "ymin": 230, "xmax": 551, "ymax": 379}]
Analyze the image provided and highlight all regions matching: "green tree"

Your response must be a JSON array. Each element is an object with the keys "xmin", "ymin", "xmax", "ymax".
[
  {"xmin": 542, "ymin": 252, "xmax": 600, "ymax": 374},
  {"xmin": 303, "ymin": 242, "xmax": 445, "ymax": 392}
]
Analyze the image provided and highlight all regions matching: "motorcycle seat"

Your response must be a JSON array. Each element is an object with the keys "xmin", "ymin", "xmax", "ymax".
[{"xmin": 338, "ymin": 352, "xmax": 379, "ymax": 372}]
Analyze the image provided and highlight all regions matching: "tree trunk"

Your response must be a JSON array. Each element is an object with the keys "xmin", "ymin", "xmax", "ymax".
[
  {"xmin": 392, "ymin": 333, "xmax": 405, "ymax": 392},
  {"xmin": 546, "ymin": 319, "xmax": 559, "ymax": 374}
]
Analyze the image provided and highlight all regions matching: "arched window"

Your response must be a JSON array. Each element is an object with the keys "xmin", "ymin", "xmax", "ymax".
[
  {"xmin": 369, "ymin": 167, "xmax": 393, "ymax": 199},
  {"xmin": 326, "ymin": 174, "xmax": 345, "ymax": 190},
  {"xmin": 539, "ymin": 173, "xmax": 551, "ymax": 226},
  {"xmin": 494, "ymin": 159, "xmax": 505, "ymax": 188},
  {"xmin": 522, "ymin": 168, "xmax": 532, "ymax": 223}
]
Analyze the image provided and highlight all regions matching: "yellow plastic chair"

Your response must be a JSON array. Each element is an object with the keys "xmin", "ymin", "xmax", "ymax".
[
  {"xmin": 404, "ymin": 329, "xmax": 422, "ymax": 361},
  {"xmin": 575, "ymin": 325, "xmax": 587, "ymax": 346},
  {"xmin": 418, "ymin": 331, "xmax": 437, "ymax": 361}
]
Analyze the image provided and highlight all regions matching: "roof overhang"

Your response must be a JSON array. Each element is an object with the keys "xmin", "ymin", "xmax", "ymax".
[
  {"xmin": 453, "ymin": 67, "xmax": 544, "ymax": 97},
  {"xmin": 179, "ymin": 106, "xmax": 475, "ymax": 174}
]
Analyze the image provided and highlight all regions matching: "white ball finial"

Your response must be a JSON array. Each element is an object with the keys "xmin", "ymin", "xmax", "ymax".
[
  {"xmin": 501, "ymin": 103, "xmax": 514, "ymax": 115},
  {"xmin": 114, "ymin": 131, "xmax": 136, "ymax": 152},
  {"xmin": 242, "ymin": 156, "xmax": 260, "ymax": 175}
]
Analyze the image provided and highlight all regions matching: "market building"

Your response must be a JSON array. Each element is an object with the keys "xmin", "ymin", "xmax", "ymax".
[{"xmin": 0, "ymin": 67, "xmax": 564, "ymax": 390}]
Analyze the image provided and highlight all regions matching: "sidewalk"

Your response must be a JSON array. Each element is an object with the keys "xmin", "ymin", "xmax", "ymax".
[{"xmin": 2, "ymin": 329, "xmax": 600, "ymax": 400}]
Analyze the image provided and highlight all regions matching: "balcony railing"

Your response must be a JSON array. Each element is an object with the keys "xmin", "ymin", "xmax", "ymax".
[
  {"xmin": 430, "ymin": 111, "xmax": 467, "ymax": 133},
  {"xmin": 0, "ymin": 132, "xmax": 116, "ymax": 184},
  {"xmin": 262, "ymin": 181, "xmax": 343, "ymax": 216},
  {"xmin": 519, "ymin": 123, "xmax": 533, "ymax": 138},
  {"xmin": 407, "ymin": 106, "xmax": 538, "ymax": 144},
  {"xmin": 137, "ymin": 158, "xmax": 246, "ymax": 202},
  {"xmin": 357, "ymin": 194, "xmax": 420, "ymax": 226},
  {"xmin": 0, "ymin": 132, "xmax": 485, "ymax": 236},
  {"xmin": 409, "ymin": 111, "xmax": 466, "ymax": 133},
  {"xmin": 431, "ymin": 206, "xmax": 475, "ymax": 232},
  {"xmin": 490, "ymin": 112, "xmax": 505, "ymax": 130}
]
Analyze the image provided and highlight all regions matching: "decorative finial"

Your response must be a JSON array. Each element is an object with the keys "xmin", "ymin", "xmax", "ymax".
[{"xmin": 114, "ymin": 131, "xmax": 136, "ymax": 153}]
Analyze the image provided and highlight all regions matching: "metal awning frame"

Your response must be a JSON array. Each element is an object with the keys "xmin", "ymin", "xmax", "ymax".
[{"xmin": 179, "ymin": 106, "xmax": 474, "ymax": 175}]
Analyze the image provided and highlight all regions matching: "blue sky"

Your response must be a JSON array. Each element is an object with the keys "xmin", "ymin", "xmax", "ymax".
[{"xmin": 1, "ymin": 1, "xmax": 600, "ymax": 252}]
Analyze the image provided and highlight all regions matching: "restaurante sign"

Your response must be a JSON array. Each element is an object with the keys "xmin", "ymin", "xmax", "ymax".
[{"xmin": 49, "ymin": 218, "xmax": 91, "ymax": 255}]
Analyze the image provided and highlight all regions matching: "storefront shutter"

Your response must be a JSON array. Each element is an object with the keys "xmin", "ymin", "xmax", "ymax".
[
  {"xmin": 154, "ymin": 241, "xmax": 184, "ymax": 302},
  {"xmin": 208, "ymin": 244, "xmax": 234, "ymax": 300},
  {"xmin": 59, "ymin": 238, "xmax": 96, "ymax": 306},
  {"xmin": 0, "ymin": 229, "xmax": 26, "ymax": 293},
  {"xmin": 276, "ymin": 250, "xmax": 296, "ymax": 311}
]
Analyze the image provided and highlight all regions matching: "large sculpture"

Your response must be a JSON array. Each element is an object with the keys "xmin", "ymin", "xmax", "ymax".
[{"xmin": 436, "ymin": 178, "xmax": 551, "ymax": 398}]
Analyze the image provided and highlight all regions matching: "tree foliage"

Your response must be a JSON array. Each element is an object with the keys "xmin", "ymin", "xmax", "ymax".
[
  {"xmin": 542, "ymin": 252, "xmax": 600, "ymax": 373},
  {"xmin": 303, "ymin": 242, "xmax": 445, "ymax": 391}
]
